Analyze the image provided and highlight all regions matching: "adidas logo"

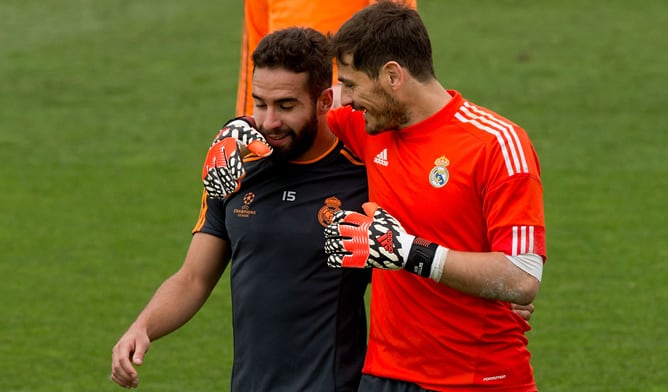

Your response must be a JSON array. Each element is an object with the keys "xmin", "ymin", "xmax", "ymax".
[
  {"xmin": 373, "ymin": 148, "xmax": 389, "ymax": 166},
  {"xmin": 377, "ymin": 231, "xmax": 394, "ymax": 252}
]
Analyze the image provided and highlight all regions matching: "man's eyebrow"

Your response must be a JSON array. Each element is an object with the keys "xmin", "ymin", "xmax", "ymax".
[
  {"xmin": 275, "ymin": 97, "xmax": 299, "ymax": 104},
  {"xmin": 338, "ymin": 76, "xmax": 353, "ymax": 85},
  {"xmin": 251, "ymin": 94, "xmax": 299, "ymax": 104}
]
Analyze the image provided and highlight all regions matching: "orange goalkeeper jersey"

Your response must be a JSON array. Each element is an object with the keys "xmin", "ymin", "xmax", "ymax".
[
  {"xmin": 327, "ymin": 90, "xmax": 546, "ymax": 391},
  {"xmin": 236, "ymin": 0, "xmax": 417, "ymax": 116}
]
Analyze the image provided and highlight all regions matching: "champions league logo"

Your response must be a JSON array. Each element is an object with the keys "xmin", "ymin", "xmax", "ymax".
[
  {"xmin": 234, "ymin": 192, "xmax": 257, "ymax": 218},
  {"xmin": 429, "ymin": 156, "xmax": 450, "ymax": 188}
]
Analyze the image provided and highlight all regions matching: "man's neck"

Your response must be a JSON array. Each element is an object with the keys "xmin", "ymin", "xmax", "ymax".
[
  {"xmin": 403, "ymin": 79, "xmax": 452, "ymax": 127},
  {"xmin": 292, "ymin": 124, "xmax": 336, "ymax": 163}
]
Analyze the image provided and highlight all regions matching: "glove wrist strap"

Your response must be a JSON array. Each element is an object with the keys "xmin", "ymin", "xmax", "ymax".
[{"xmin": 404, "ymin": 238, "xmax": 438, "ymax": 278}]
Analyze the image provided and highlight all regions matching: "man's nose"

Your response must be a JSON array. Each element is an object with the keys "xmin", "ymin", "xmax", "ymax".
[{"xmin": 262, "ymin": 107, "xmax": 282, "ymax": 130}]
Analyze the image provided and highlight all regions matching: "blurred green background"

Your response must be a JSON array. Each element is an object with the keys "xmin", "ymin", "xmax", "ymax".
[{"xmin": 1, "ymin": 1, "xmax": 666, "ymax": 390}]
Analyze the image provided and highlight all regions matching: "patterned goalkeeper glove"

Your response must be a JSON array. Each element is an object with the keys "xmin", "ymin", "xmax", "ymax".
[
  {"xmin": 202, "ymin": 117, "xmax": 272, "ymax": 199},
  {"xmin": 324, "ymin": 202, "xmax": 448, "ymax": 280}
]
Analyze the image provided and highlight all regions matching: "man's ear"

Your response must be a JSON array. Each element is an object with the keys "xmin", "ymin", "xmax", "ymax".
[
  {"xmin": 381, "ymin": 61, "xmax": 404, "ymax": 92},
  {"xmin": 318, "ymin": 88, "xmax": 334, "ymax": 113}
]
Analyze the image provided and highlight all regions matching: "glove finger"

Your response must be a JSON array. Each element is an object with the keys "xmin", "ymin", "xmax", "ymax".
[
  {"xmin": 205, "ymin": 138, "xmax": 239, "ymax": 168},
  {"xmin": 202, "ymin": 142, "xmax": 220, "ymax": 181},
  {"xmin": 231, "ymin": 123, "xmax": 272, "ymax": 157},
  {"xmin": 362, "ymin": 202, "xmax": 379, "ymax": 217},
  {"xmin": 202, "ymin": 147, "xmax": 225, "ymax": 197},
  {"xmin": 337, "ymin": 211, "xmax": 372, "ymax": 237},
  {"xmin": 212, "ymin": 138, "xmax": 245, "ymax": 182},
  {"xmin": 212, "ymin": 122, "xmax": 242, "ymax": 145},
  {"xmin": 332, "ymin": 208, "xmax": 367, "ymax": 225},
  {"xmin": 323, "ymin": 224, "xmax": 342, "ymax": 240},
  {"xmin": 214, "ymin": 118, "xmax": 270, "ymax": 152},
  {"xmin": 325, "ymin": 240, "xmax": 368, "ymax": 269},
  {"xmin": 203, "ymin": 173, "xmax": 221, "ymax": 197},
  {"xmin": 324, "ymin": 234, "xmax": 354, "ymax": 269},
  {"xmin": 204, "ymin": 168, "xmax": 229, "ymax": 198},
  {"xmin": 324, "ymin": 229, "xmax": 369, "ymax": 268},
  {"xmin": 330, "ymin": 209, "xmax": 348, "ymax": 224},
  {"xmin": 246, "ymin": 139, "xmax": 272, "ymax": 157},
  {"xmin": 214, "ymin": 167, "xmax": 240, "ymax": 194},
  {"xmin": 202, "ymin": 141, "xmax": 246, "ymax": 198},
  {"xmin": 325, "ymin": 210, "xmax": 370, "ymax": 239},
  {"xmin": 327, "ymin": 254, "xmax": 344, "ymax": 268},
  {"xmin": 225, "ymin": 147, "xmax": 244, "ymax": 180},
  {"xmin": 340, "ymin": 251, "xmax": 370, "ymax": 268}
]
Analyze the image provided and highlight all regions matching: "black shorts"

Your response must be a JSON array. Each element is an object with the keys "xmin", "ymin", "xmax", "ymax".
[{"xmin": 358, "ymin": 375, "xmax": 435, "ymax": 392}]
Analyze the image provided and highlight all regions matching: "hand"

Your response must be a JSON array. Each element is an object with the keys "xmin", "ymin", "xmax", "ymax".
[
  {"xmin": 110, "ymin": 329, "xmax": 151, "ymax": 388},
  {"xmin": 324, "ymin": 202, "xmax": 407, "ymax": 270},
  {"xmin": 202, "ymin": 117, "xmax": 272, "ymax": 199},
  {"xmin": 512, "ymin": 302, "xmax": 535, "ymax": 321}
]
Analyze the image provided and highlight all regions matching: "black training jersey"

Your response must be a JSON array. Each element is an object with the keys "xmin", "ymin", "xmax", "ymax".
[{"xmin": 195, "ymin": 140, "xmax": 370, "ymax": 392}]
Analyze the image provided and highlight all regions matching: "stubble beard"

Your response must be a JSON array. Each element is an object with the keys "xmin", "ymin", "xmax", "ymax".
[{"xmin": 366, "ymin": 86, "xmax": 409, "ymax": 135}]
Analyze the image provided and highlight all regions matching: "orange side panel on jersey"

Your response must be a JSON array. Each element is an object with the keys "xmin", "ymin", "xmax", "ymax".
[{"xmin": 192, "ymin": 190, "xmax": 209, "ymax": 233}]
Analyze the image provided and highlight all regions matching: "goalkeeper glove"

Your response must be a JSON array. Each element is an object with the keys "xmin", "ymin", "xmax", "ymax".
[
  {"xmin": 202, "ymin": 117, "xmax": 272, "ymax": 199},
  {"xmin": 324, "ymin": 202, "xmax": 448, "ymax": 281}
]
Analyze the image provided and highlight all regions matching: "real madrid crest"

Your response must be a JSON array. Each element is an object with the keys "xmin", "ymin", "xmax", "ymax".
[
  {"xmin": 318, "ymin": 196, "xmax": 342, "ymax": 227},
  {"xmin": 429, "ymin": 156, "xmax": 450, "ymax": 188}
]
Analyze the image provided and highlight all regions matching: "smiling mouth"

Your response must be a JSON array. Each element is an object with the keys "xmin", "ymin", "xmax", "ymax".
[
  {"xmin": 264, "ymin": 133, "xmax": 289, "ymax": 146},
  {"xmin": 352, "ymin": 105, "xmax": 368, "ymax": 114}
]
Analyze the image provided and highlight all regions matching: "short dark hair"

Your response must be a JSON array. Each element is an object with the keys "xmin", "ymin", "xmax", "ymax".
[
  {"xmin": 330, "ymin": 0, "xmax": 435, "ymax": 81},
  {"xmin": 253, "ymin": 27, "xmax": 333, "ymax": 102}
]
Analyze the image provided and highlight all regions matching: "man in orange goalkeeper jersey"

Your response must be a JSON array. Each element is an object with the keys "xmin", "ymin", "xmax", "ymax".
[
  {"xmin": 323, "ymin": 1, "xmax": 547, "ymax": 391},
  {"xmin": 236, "ymin": 0, "xmax": 417, "ymax": 116}
]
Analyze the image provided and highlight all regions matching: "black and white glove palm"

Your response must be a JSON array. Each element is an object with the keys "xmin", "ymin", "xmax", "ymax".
[
  {"xmin": 201, "ymin": 117, "xmax": 272, "ymax": 199},
  {"xmin": 324, "ymin": 202, "xmax": 446, "ymax": 279}
]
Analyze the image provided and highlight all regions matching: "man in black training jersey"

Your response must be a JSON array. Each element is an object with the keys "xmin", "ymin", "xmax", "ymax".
[{"xmin": 111, "ymin": 27, "xmax": 370, "ymax": 391}]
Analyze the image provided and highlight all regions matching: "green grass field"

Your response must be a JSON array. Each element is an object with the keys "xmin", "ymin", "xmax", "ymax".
[{"xmin": 1, "ymin": 1, "xmax": 666, "ymax": 391}]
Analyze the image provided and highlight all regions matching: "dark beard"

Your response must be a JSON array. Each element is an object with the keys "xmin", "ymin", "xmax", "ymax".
[{"xmin": 269, "ymin": 114, "xmax": 319, "ymax": 162}]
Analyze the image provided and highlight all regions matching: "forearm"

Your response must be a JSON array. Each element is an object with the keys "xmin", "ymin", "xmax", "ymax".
[
  {"xmin": 129, "ymin": 271, "xmax": 216, "ymax": 341},
  {"xmin": 324, "ymin": 203, "xmax": 541, "ymax": 304},
  {"xmin": 433, "ymin": 250, "xmax": 540, "ymax": 304}
]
